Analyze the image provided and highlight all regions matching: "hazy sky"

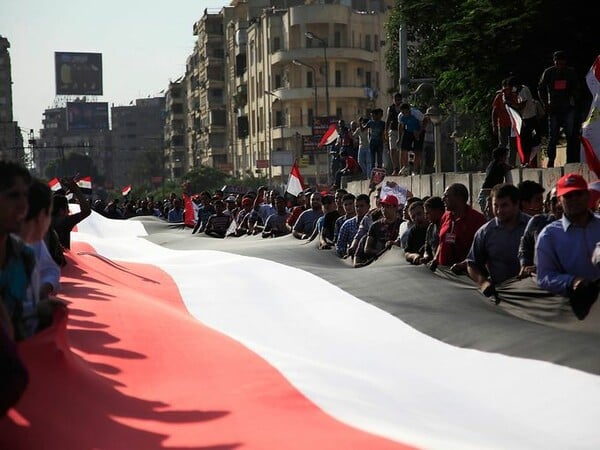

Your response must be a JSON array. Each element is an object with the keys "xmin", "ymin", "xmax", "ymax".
[{"xmin": 1, "ymin": 0, "xmax": 227, "ymax": 135}]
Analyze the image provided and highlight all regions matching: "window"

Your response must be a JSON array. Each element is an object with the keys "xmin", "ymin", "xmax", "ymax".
[
  {"xmin": 334, "ymin": 31, "xmax": 341, "ymax": 47},
  {"xmin": 335, "ymin": 70, "xmax": 342, "ymax": 87},
  {"xmin": 272, "ymin": 37, "xmax": 281, "ymax": 52},
  {"xmin": 374, "ymin": 35, "xmax": 379, "ymax": 51},
  {"xmin": 365, "ymin": 35, "xmax": 371, "ymax": 51},
  {"xmin": 275, "ymin": 110, "xmax": 284, "ymax": 127},
  {"xmin": 308, "ymin": 108, "xmax": 314, "ymax": 126},
  {"xmin": 336, "ymin": 107, "xmax": 342, "ymax": 119},
  {"xmin": 365, "ymin": 71, "xmax": 372, "ymax": 88},
  {"xmin": 275, "ymin": 74, "xmax": 282, "ymax": 89},
  {"xmin": 306, "ymin": 71, "xmax": 313, "ymax": 88}
]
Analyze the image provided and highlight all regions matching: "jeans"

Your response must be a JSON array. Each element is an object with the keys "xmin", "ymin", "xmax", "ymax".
[
  {"xmin": 357, "ymin": 145, "xmax": 371, "ymax": 177},
  {"xmin": 370, "ymin": 140, "xmax": 384, "ymax": 169},
  {"xmin": 547, "ymin": 109, "xmax": 575, "ymax": 165}
]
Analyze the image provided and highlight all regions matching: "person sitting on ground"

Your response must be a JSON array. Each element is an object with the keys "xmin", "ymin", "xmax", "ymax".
[
  {"xmin": 518, "ymin": 187, "xmax": 563, "ymax": 277},
  {"xmin": 438, "ymin": 183, "xmax": 487, "ymax": 274},
  {"xmin": 518, "ymin": 180, "xmax": 545, "ymax": 216},
  {"xmin": 167, "ymin": 198, "xmax": 184, "ymax": 223},
  {"xmin": 334, "ymin": 193, "xmax": 356, "ymax": 243},
  {"xmin": 233, "ymin": 196, "xmax": 255, "ymax": 236},
  {"xmin": 104, "ymin": 201, "xmax": 123, "ymax": 219},
  {"xmin": 397, "ymin": 196, "xmax": 421, "ymax": 248},
  {"xmin": 536, "ymin": 173, "xmax": 600, "ymax": 319},
  {"xmin": 262, "ymin": 196, "xmax": 291, "ymax": 238},
  {"xmin": 253, "ymin": 186, "xmax": 277, "ymax": 227},
  {"xmin": 404, "ymin": 201, "xmax": 430, "ymax": 265},
  {"xmin": 204, "ymin": 200, "xmax": 232, "ymax": 238},
  {"xmin": 224, "ymin": 195, "xmax": 238, "ymax": 217},
  {"xmin": 336, "ymin": 194, "xmax": 370, "ymax": 258},
  {"xmin": 0, "ymin": 161, "xmax": 38, "ymax": 340},
  {"xmin": 467, "ymin": 183, "xmax": 530, "ymax": 298},
  {"xmin": 422, "ymin": 196, "xmax": 445, "ymax": 265},
  {"xmin": 286, "ymin": 190, "xmax": 308, "ymax": 229},
  {"xmin": 316, "ymin": 194, "xmax": 339, "ymax": 249},
  {"xmin": 192, "ymin": 191, "xmax": 215, "ymax": 234},
  {"xmin": 478, "ymin": 146, "xmax": 512, "ymax": 218},
  {"xmin": 19, "ymin": 180, "xmax": 61, "ymax": 300},
  {"xmin": 51, "ymin": 177, "xmax": 92, "ymax": 250},
  {"xmin": 359, "ymin": 195, "xmax": 403, "ymax": 267},
  {"xmin": 333, "ymin": 150, "xmax": 362, "ymax": 189},
  {"xmin": 292, "ymin": 192, "xmax": 323, "ymax": 240},
  {"xmin": 334, "ymin": 188, "xmax": 348, "ymax": 215}
]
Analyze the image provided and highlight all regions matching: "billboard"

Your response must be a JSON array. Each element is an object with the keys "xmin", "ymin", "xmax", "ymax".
[
  {"xmin": 67, "ymin": 102, "xmax": 109, "ymax": 130},
  {"xmin": 55, "ymin": 52, "xmax": 103, "ymax": 95}
]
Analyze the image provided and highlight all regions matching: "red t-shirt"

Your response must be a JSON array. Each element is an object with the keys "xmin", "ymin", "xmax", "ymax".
[
  {"xmin": 437, "ymin": 206, "xmax": 486, "ymax": 266},
  {"xmin": 345, "ymin": 156, "xmax": 361, "ymax": 174}
]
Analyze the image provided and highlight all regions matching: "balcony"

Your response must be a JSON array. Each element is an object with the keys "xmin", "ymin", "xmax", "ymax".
[
  {"xmin": 271, "ymin": 86, "xmax": 368, "ymax": 102},
  {"xmin": 271, "ymin": 46, "xmax": 375, "ymax": 66}
]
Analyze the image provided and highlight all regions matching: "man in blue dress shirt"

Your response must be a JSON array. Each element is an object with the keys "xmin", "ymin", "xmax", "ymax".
[{"xmin": 536, "ymin": 173, "xmax": 600, "ymax": 319}]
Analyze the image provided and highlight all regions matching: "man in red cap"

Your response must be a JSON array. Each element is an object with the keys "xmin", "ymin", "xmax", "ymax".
[{"xmin": 536, "ymin": 173, "xmax": 600, "ymax": 319}]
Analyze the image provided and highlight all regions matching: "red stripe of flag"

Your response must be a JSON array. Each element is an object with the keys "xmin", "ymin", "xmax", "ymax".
[
  {"xmin": 48, "ymin": 177, "xmax": 62, "ymax": 192},
  {"xmin": 318, "ymin": 124, "xmax": 339, "ymax": 148}
]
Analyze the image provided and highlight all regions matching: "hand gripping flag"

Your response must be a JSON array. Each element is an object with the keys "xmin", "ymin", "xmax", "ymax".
[
  {"xmin": 318, "ymin": 124, "xmax": 339, "ymax": 148},
  {"xmin": 286, "ymin": 161, "xmax": 306, "ymax": 197},
  {"xmin": 121, "ymin": 185, "xmax": 132, "ymax": 197},
  {"xmin": 582, "ymin": 54, "xmax": 600, "ymax": 178}
]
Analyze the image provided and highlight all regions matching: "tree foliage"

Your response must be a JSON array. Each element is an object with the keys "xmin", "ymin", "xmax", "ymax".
[
  {"xmin": 385, "ymin": 0, "xmax": 598, "ymax": 162},
  {"xmin": 44, "ymin": 152, "xmax": 104, "ymax": 185}
]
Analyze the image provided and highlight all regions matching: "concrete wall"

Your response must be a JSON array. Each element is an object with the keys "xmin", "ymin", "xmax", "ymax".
[{"xmin": 345, "ymin": 163, "xmax": 594, "ymax": 211}]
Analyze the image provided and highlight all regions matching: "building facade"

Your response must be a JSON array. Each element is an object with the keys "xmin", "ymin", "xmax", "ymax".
[
  {"xmin": 34, "ymin": 104, "xmax": 112, "ymax": 183},
  {"xmin": 111, "ymin": 97, "xmax": 166, "ymax": 189},
  {"xmin": 182, "ymin": 1, "xmax": 393, "ymax": 186},
  {"xmin": 164, "ymin": 80, "xmax": 187, "ymax": 180},
  {"xmin": 0, "ymin": 35, "xmax": 24, "ymax": 163}
]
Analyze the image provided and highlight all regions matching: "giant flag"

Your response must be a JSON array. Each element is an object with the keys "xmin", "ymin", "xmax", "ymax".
[{"xmin": 2, "ymin": 210, "xmax": 600, "ymax": 450}]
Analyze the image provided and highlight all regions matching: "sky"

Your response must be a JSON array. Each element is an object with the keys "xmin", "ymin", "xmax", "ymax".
[{"xmin": 1, "ymin": 0, "xmax": 227, "ymax": 136}]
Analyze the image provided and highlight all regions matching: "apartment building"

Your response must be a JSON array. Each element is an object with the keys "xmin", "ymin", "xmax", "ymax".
[
  {"xmin": 184, "ymin": 0, "xmax": 393, "ymax": 185},
  {"xmin": 111, "ymin": 97, "xmax": 165, "ymax": 188},
  {"xmin": 0, "ymin": 35, "xmax": 24, "ymax": 163},
  {"xmin": 164, "ymin": 79, "xmax": 186, "ymax": 180},
  {"xmin": 34, "ymin": 104, "xmax": 112, "ymax": 182}
]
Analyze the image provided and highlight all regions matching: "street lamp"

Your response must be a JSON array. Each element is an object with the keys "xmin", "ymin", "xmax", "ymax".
[
  {"xmin": 292, "ymin": 59, "xmax": 318, "ymax": 119},
  {"xmin": 265, "ymin": 90, "xmax": 284, "ymax": 185},
  {"xmin": 425, "ymin": 104, "xmax": 442, "ymax": 173},
  {"xmin": 305, "ymin": 31, "xmax": 329, "ymax": 117}
]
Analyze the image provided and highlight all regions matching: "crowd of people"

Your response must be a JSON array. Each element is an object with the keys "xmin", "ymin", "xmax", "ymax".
[{"xmin": 174, "ymin": 170, "xmax": 600, "ymax": 320}]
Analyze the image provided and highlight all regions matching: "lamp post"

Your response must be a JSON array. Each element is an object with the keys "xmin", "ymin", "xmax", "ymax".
[
  {"xmin": 305, "ymin": 32, "xmax": 329, "ymax": 117},
  {"xmin": 265, "ymin": 90, "xmax": 284, "ymax": 185},
  {"xmin": 425, "ymin": 105, "xmax": 442, "ymax": 173},
  {"xmin": 292, "ymin": 59, "xmax": 318, "ymax": 119}
]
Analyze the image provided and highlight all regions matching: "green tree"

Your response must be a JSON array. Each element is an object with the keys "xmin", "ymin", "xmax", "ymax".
[
  {"xmin": 386, "ymin": 0, "xmax": 597, "ymax": 164},
  {"xmin": 44, "ymin": 152, "xmax": 104, "ymax": 185}
]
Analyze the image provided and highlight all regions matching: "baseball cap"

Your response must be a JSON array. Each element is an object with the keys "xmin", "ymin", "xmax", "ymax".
[
  {"xmin": 556, "ymin": 173, "xmax": 588, "ymax": 197},
  {"xmin": 380, "ymin": 195, "xmax": 399, "ymax": 207},
  {"xmin": 225, "ymin": 195, "xmax": 236, "ymax": 203}
]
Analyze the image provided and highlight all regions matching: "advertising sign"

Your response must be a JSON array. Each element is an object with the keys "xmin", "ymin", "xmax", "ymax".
[
  {"xmin": 272, "ymin": 151, "xmax": 293, "ymax": 166},
  {"xmin": 55, "ymin": 52, "xmax": 103, "ymax": 95},
  {"xmin": 66, "ymin": 102, "xmax": 109, "ymax": 130}
]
